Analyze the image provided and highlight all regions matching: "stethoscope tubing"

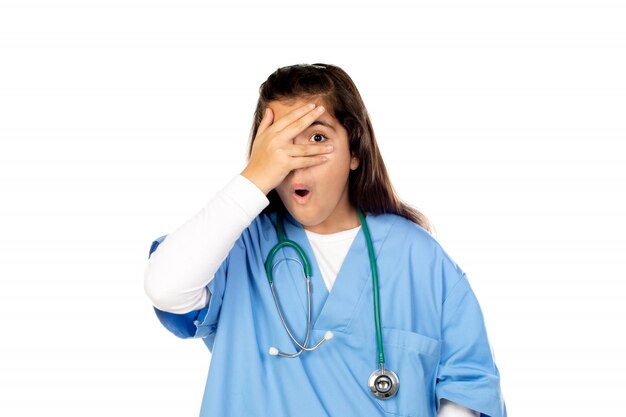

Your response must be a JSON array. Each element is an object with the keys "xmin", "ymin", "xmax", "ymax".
[
  {"xmin": 265, "ymin": 240, "xmax": 311, "ymax": 284},
  {"xmin": 269, "ymin": 278, "xmax": 330, "ymax": 357},
  {"xmin": 357, "ymin": 208, "xmax": 386, "ymax": 367}
]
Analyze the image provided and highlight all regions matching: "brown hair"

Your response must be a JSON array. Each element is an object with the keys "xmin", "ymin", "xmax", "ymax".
[{"xmin": 247, "ymin": 63, "xmax": 435, "ymax": 235}]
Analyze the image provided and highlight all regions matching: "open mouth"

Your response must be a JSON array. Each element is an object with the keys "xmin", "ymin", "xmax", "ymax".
[
  {"xmin": 295, "ymin": 189, "xmax": 310, "ymax": 197},
  {"xmin": 292, "ymin": 186, "xmax": 312, "ymax": 204}
]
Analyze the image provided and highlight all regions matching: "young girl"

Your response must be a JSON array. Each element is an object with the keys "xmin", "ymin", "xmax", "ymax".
[{"xmin": 144, "ymin": 63, "xmax": 507, "ymax": 417}]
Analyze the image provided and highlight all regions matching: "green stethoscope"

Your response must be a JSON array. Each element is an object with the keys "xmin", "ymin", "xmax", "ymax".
[{"xmin": 265, "ymin": 207, "xmax": 400, "ymax": 400}]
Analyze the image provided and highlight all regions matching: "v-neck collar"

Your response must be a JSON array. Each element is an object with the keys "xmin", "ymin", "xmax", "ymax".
[{"xmin": 279, "ymin": 210, "xmax": 394, "ymax": 333}]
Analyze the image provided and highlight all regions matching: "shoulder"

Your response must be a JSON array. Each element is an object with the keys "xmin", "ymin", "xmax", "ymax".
[
  {"xmin": 370, "ymin": 212, "xmax": 466, "ymax": 283},
  {"xmin": 233, "ymin": 211, "xmax": 277, "ymax": 249},
  {"xmin": 369, "ymin": 212, "xmax": 441, "ymax": 253}
]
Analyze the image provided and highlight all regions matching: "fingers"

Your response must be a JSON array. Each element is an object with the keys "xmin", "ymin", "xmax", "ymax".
[
  {"xmin": 271, "ymin": 104, "xmax": 326, "ymax": 141},
  {"xmin": 290, "ymin": 154, "xmax": 330, "ymax": 170},
  {"xmin": 284, "ymin": 143, "xmax": 333, "ymax": 171},
  {"xmin": 287, "ymin": 143, "xmax": 334, "ymax": 157},
  {"xmin": 256, "ymin": 107, "xmax": 274, "ymax": 137}
]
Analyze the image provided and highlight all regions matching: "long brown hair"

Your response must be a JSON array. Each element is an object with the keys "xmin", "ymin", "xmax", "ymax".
[{"xmin": 247, "ymin": 63, "xmax": 435, "ymax": 235}]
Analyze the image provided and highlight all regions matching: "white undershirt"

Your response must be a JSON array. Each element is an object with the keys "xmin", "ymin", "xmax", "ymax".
[
  {"xmin": 304, "ymin": 226, "xmax": 361, "ymax": 292},
  {"xmin": 143, "ymin": 174, "xmax": 478, "ymax": 417}
]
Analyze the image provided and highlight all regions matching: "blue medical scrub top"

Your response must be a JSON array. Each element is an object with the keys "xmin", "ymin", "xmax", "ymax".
[{"xmin": 148, "ymin": 211, "xmax": 507, "ymax": 417}]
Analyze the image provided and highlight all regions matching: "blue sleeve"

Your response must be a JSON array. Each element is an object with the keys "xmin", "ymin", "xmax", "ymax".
[
  {"xmin": 147, "ymin": 235, "xmax": 226, "ymax": 345},
  {"xmin": 435, "ymin": 272, "xmax": 507, "ymax": 417}
]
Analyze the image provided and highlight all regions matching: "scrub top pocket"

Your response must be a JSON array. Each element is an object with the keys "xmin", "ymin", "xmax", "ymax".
[{"xmin": 375, "ymin": 328, "xmax": 441, "ymax": 417}]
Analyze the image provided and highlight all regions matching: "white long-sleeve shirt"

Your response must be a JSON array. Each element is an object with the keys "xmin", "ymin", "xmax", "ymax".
[
  {"xmin": 143, "ymin": 174, "xmax": 478, "ymax": 417},
  {"xmin": 144, "ymin": 175, "xmax": 270, "ymax": 314}
]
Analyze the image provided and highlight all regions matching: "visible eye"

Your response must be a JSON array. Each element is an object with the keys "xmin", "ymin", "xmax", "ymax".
[{"xmin": 310, "ymin": 132, "xmax": 328, "ymax": 143}]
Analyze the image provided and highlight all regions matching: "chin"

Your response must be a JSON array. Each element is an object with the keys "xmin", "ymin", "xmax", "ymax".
[{"xmin": 284, "ymin": 205, "xmax": 324, "ymax": 227}]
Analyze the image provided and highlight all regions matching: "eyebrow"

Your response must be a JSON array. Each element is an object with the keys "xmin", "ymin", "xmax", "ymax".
[{"xmin": 308, "ymin": 119, "xmax": 336, "ymax": 132}]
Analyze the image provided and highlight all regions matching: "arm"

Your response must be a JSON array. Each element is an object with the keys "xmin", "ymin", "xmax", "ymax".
[
  {"xmin": 435, "ymin": 268, "xmax": 507, "ymax": 417},
  {"xmin": 144, "ymin": 102, "xmax": 333, "ymax": 314},
  {"xmin": 144, "ymin": 174, "xmax": 269, "ymax": 314}
]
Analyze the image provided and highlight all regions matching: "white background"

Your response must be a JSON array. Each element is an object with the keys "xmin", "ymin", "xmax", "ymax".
[{"xmin": 1, "ymin": 0, "xmax": 624, "ymax": 415}]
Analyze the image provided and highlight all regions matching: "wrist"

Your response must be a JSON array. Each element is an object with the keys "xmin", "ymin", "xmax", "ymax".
[{"xmin": 240, "ymin": 168, "xmax": 272, "ymax": 195}]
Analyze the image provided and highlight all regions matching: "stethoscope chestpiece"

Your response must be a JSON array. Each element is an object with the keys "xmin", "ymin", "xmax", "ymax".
[{"xmin": 368, "ymin": 366, "xmax": 400, "ymax": 400}]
